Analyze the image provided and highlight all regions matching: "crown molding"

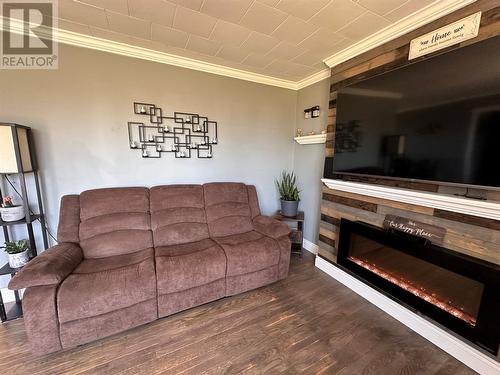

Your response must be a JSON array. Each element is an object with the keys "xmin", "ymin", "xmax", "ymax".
[
  {"xmin": 323, "ymin": 0, "xmax": 477, "ymax": 68},
  {"xmin": 0, "ymin": 17, "xmax": 299, "ymax": 90},
  {"xmin": 296, "ymin": 68, "xmax": 331, "ymax": 89}
]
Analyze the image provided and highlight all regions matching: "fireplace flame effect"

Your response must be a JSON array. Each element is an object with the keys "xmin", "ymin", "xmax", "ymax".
[{"xmin": 348, "ymin": 256, "xmax": 477, "ymax": 326}]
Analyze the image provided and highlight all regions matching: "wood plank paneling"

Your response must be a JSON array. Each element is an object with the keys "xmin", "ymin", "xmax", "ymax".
[
  {"xmin": 322, "ymin": 192, "xmax": 377, "ymax": 212},
  {"xmin": 434, "ymin": 209, "xmax": 500, "ymax": 231}
]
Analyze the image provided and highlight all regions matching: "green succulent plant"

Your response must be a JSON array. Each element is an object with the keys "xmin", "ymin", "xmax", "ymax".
[
  {"xmin": 276, "ymin": 171, "xmax": 300, "ymax": 202},
  {"xmin": 1, "ymin": 239, "xmax": 29, "ymax": 254}
]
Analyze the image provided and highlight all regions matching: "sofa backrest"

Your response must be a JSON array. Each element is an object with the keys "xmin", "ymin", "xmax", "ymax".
[
  {"xmin": 78, "ymin": 187, "xmax": 153, "ymax": 258},
  {"xmin": 150, "ymin": 185, "xmax": 210, "ymax": 247},
  {"xmin": 203, "ymin": 182, "xmax": 255, "ymax": 238}
]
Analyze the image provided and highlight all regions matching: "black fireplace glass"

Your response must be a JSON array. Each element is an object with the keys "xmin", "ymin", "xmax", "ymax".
[{"xmin": 348, "ymin": 233, "xmax": 484, "ymax": 326}]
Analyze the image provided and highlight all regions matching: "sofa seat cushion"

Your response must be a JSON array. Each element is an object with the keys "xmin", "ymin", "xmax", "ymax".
[
  {"xmin": 155, "ymin": 239, "xmax": 226, "ymax": 295},
  {"xmin": 214, "ymin": 231, "xmax": 280, "ymax": 277},
  {"xmin": 57, "ymin": 249, "xmax": 157, "ymax": 323}
]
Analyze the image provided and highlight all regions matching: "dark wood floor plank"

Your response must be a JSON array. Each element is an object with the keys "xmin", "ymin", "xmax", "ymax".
[{"xmin": 0, "ymin": 253, "xmax": 476, "ymax": 375}]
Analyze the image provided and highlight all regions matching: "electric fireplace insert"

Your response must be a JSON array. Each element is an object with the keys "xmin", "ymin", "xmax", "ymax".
[{"xmin": 337, "ymin": 219, "xmax": 500, "ymax": 355}]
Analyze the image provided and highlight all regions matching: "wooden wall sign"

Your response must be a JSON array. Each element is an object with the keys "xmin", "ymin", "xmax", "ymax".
[
  {"xmin": 408, "ymin": 11, "xmax": 482, "ymax": 60},
  {"xmin": 383, "ymin": 215, "xmax": 446, "ymax": 244}
]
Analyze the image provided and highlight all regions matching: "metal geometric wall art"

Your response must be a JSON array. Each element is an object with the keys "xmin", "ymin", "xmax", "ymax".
[{"xmin": 128, "ymin": 102, "xmax": 218, "ymax": 159}]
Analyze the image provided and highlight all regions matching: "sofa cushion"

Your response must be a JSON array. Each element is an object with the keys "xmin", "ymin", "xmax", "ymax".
[
  {"xmin": 204, "ymin": 183, "xmax": 253, "ymax": 237},
  {"xmin": 155, "ymin": 238, "xmax": 226, "ymax": 294},
  {"xmin": 79, "ymin": 187, "xmax": 152, "ymax": 258},
  {"xmin": 214, "ymin": 231, "xmax": 280, "ymax": 277},
  {"xmin": 57, "ymin": 248, "xmax": 156, "ymax": 323},
  {"xmin": 151, "ymin": 185, "xmax": 209, "ymax": 246}
]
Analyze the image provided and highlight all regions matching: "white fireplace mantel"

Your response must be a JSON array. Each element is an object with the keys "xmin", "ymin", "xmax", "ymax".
[{"xmin": 322, "ymin": 178, "xmax": 500, "ymax": 221}]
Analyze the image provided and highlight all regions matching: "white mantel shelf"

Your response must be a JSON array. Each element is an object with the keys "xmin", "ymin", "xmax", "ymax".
[
  {"xmin": 294, "ymin": 134, "xmax": 326, "ymax": 145},
  {"xmin": 322, "ymin": 178, "xmax": 500, "ymax": 221}
]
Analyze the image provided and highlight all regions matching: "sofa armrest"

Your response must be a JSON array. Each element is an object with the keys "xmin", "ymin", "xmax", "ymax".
[
  {"xmin": 8, "ymin": 243, "xmax": 83, "ymax": 290},
  {"xmin": 252, "ymin": 215, "xmax": 291, "ymax": 239}
]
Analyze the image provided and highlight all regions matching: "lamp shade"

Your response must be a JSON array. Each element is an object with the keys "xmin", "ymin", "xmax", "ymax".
[{"xmin": 0, "ymin": 123, "xmax": 36, "ymax": 174}]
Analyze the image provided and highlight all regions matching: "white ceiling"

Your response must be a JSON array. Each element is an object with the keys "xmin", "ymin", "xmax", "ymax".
[{"xmin": 54, "ymin": 0, "xmax": 440, "ymax": 83}]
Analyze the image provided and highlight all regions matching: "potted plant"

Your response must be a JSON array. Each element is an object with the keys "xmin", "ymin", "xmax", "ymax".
[
  {"xmin": 0, "ymin": 196, "xmax": 25, "ymax": 222},
  {"xmin": 276, "ymin": 170, "xmax": 300, "ymax": 217},
  {"xmin": 2, "ymin": 239, "xmax": 30, "ymax": 268}
]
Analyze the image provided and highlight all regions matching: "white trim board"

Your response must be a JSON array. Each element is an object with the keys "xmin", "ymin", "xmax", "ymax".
[
  {"xmin": 323, "ymin": 0, "xmax": 477, "ymax": 68},
  {"xmin": 302, "ymin": 239, "xmax": 319, "ymax": 255},
  {"xmin": 322, "ymin": 179, "xmax": 500, "ymax": 221},
  {"xmin": 315, "ymin": 257, "xmax": 500, "ymax": 375}
]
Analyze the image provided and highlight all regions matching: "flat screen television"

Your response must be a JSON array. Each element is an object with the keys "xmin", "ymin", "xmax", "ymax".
[{"xmin": 324, "ymin": 35, "xmax": 500, "ymax": 189}]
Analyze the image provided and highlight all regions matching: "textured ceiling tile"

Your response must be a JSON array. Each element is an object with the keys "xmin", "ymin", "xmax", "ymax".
[
  {"xmin": 106, "ymin": 11, "xmax": 151, "ymax": 39},
  {"xmin": 210, "ymin": 20, "xmax": 252, "ymax": 46},
  {"xmin": 309, "ymin": 0, "xmax": 365, "ymax": 31},
  {"xmin": 266, "ymin": 42, "xmax": 308, "ymax": 60},
  {"xmin": 337, "ymin": 12, "xmax": 390, "ymax": 40},
  {"xmin": 285, "ymin": 63, "xmax": 317, "ymax": 78},
  {"xmin": 293, "ymin": 50, "xmax": 330, "ymax": 66},
  {"xmin": 167, "ymin": 0, "xmax": 204, "ymax": 11},
  {"xmin": 57, "ymin": 18, "xmax": 92, "ymax": 35},
  {"xmin": 216, "ymin": 45, "xmax": 249, "ymax": 63},
  {"xmin": 240, "ymin": 2, "xmax": 288, "ymax": 34},
  {"xmin": 128, "ymin": 0, "xmax": 176, "ymax": 27},
  {"xmin": 59, "ymin": 1, "xmax": 108, "ymax": 28},
  {"xmin": 272, "ymin": 16, "xmax": 318, "ymax": 44},
  {"xmin": 357, "ymin": 0, "xmax": 408, "ymax": 16},
  {"xmin": 200, "ymin": 0, "xmax": 254, "ymax": 24},
  {"xmin": 265, "ymin": 59, "xmax": 297, "ymax": 73},
  {"xmin": 90, "ymin": 27, "xmax": 132, "ymax": 44},
  {"xmin": 173, "ymin": 6, "xmax": 217, "ymax": 38},
  {"xmin": 241, "ymin": 52, "xmax": 275, "ymax": 68},
  {"xmin": 258, "ymin": 0, "xmax": 281, "ymax": 6},
  {"xmin": 275, "ymin": 0, "xmax": 330, "ymax": 21},
  {"xmin": 130, "ymin": 36, "xmax": 168, "ymax": 51},
  {"xmin": 78, "ymin": 0, "xmax": 128, "ymax": 15},
  {"xmin": 298, "ymin": 28, "xmax": 344, "ymax": 50},
  {"xmin": 151, "ymin": 23, "xmax": 189, "ymax": 48},
  {"xmin": 186, "ymin": 35, "xmax": 222, "ymax": 55},
  {"xmin": 240, "ymin": 32, "xmax": 280, "ymax": 54},
  {"xmin": 385, "ymin": 0, "xmax": 435, "ymax": 22}
]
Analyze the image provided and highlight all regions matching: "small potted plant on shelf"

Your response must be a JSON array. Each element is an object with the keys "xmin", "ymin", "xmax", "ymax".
[
  {"xmin": 2, "ymin": 239, "xmax": 30, "ymax": 268},
  {"xmin": 0, "ymin": 196, "xmax": 25, "ymax": 222},
  {"xmin": 276, "ymin": 170, "xmax": 300, "ymax": 217}
]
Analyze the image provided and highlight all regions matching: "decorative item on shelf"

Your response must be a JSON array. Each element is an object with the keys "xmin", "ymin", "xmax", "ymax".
[
  {"xmin": 276, "ymin": 170, "xmax": 300, "ymax": 217},
  {"xmin": 311, "ymin": 106, "xmax": 320, "ymax": 118},
  {"xmin": 296, "ymin": 128, "xmax": 303, "ymax": 137},
  {"xmin": 304, "ymin": 105, "xmax": 320, "ymax": 119},
  {"xmin": 128, "ymin": 102, "xmax": 219, "ymax": 160},
  {"xmin": 321, "ymin": 129, "xmax": 327, "ymax": 134},
  {"xmin": 308, "ymin": 131, "xmax": 316, "ymax": 136},
  {"xmin": 0, "ymin": 196, "xmax": 25, "ymax": 222},
  {"xmin": 2, "ymin": 239, "xmax": 30, "ymax": 268}
]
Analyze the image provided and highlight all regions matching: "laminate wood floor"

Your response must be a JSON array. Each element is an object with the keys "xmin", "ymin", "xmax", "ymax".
[{"xmin": 0, "ymin": 252, "xmax": 476, "ymax": 375}]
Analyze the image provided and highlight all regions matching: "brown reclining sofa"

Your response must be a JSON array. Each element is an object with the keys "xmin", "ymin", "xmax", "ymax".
[{"xmin": 9, "ymin": 183, "xmax": 291, "ymax": 355}]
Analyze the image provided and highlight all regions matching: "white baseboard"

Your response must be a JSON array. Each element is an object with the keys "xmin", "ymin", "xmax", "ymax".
[
  {"xmin": 302, "ymin": 239, "xmax": 318, "ymax": 255},
  {"xmin": 315, "ymin": 256, "xmax": 500, "ymax": 375}
]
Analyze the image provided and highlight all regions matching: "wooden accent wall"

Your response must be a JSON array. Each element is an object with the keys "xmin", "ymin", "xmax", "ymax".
[{"xmin": 319, "ymin": 0, "xmax": 500, "ymax": 266}]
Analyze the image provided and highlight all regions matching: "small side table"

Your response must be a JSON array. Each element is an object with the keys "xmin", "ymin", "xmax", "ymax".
[
  {"xmin": 273, "ymin": 211, "xmax": 304, "ymax": 257},
  {"xmin": 0, "ymin": 263, "xmax": 23, "ymax": 322}
]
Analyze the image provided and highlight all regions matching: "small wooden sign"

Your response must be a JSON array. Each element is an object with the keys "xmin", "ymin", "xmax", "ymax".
[
  {"xmin": 408, "ymin": 11, "xmax": 481, "ymax": 60},
  {"xmin": 383, "ymin": 215, "xmax": 446, "ymax": 244}
]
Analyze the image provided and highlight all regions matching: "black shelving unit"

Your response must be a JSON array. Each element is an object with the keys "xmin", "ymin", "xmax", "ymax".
[{"xmin": 0, "ymin": 123, "xmax": 49, "ymax": 322}]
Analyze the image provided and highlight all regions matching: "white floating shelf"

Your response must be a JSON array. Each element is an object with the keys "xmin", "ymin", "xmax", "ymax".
[{"xmin": 294, "ymin": 134, "xmax": 326, "ymax": 144}]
